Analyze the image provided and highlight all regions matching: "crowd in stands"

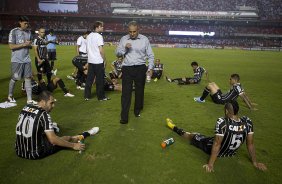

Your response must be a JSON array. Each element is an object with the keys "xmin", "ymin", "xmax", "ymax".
[
  {"xmin": 1, "ymin": 16, "xmax": 281, "ymax": 47},
  {"xmin": 2, "ymin": 18, "xmax": 282, "ymax": 36},
  {"xmin": 1, "ymin": 0, "xmax": 281, "ymax": 20}
]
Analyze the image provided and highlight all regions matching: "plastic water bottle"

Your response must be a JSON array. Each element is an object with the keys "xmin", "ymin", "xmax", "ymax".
[
  {"xmin": 161, "ymin": 138, "xmax": 175, "ymax": 148},
  {"xmin": 146, "ymin": 75, "xmax": 151, "ymax": 82},
  {"xmin": 78, "ymin": 135, "xmax": 84, "ymax": 154}
]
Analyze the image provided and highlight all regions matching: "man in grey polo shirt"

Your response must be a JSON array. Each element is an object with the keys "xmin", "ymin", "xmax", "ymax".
[
  {"xmin": 7, "ymin": 16, "xmax": 36, "ymax": 104},
  {"xmin": 116, "ymin": 21, "xmax": 154, "ymax": 124}
]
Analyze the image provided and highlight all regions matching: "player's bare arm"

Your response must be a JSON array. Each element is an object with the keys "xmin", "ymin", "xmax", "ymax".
[
  {"xmin": 205, "ymin": 70, "xmax": 210, "ymax": 82},
  {"xmin": 239, "ymin": 92, "xmax": 257, "ymax": 110},
  {"xmin": 46, "ymin": 131, "xmax": 85, "ymax": 151},
  {"xmin": 99, "ymin": 45, "xmax": 106, "ymax": 66},
  {"xmin": 246, "ymin": 134, "xmax": 267, "ymax": 171},
  {"xmin": 203, "ymin": 135, "xmax": 223, "ymax": 172}
]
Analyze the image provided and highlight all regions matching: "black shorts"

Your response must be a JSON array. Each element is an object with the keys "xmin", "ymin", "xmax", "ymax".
[
  {"xmin": 211, "ymin": 90, "xmax": 225, "ymax": 104},
  {"xmin": 191, "ymin": 134, "xmax": 213, "ymax": 155},
  {"xmin": 38, "ymin": 137, "xmax": 62, "ymax": 159},
  {"xmin": 48, "ymin": 51, "xmax": 57, "ymax": 60},
  {"xmin": 35, "ymin": 57, "xmax": 51, "ymax": 73},
  {"xmin": 47, "ymin": 81, "xmax": 56, "ymax": 92}
]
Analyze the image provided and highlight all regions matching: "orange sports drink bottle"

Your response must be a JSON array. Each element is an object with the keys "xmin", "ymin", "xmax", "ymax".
[{"xmin": 161, "ymin": 138, "xmax": 175, "ymax": 148}]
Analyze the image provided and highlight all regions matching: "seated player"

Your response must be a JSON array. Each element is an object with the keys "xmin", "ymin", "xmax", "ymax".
[
  {"xmin": 166, "ymin": 101, "xmax": 267, "ymax": 172},
  {"xmin": 166, "ymin": 61, "xmax": 208, "ymax": 85},
  {"xmin": 109, "ymin": 56, "xmax": 123, "ymax": 80},
  {"xmin": 22, "ymin": 76, "xmax": 75, "ymax": 97},
  {"xmin": 71, "ymin": 55, "xmax": 88, "ymax": 90},
  {"xmin": 194, "ymin": 73, "xmax": 257, "ymax": 110},
  {"xmin": 15, "ymin": 91, "xmax": 99, "ymax": 159},
  {"xmin": 104, "ymin": 76, "xmax": 122, "ymax": 92},
  {"xmin": 147, "ymin": 58, "xmax": 164, "ymax": 82}
]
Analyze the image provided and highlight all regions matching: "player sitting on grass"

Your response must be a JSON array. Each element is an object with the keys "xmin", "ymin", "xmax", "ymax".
[
  {"xmin": 15, "ymin": 91, "xmax": 99, "ymax": 159},
  {"xmin": 147, "ymin": 58, "xmax": 164, "ymax": 82},
  {"xmin": 166, "ymin": 101, "xmax": 267, "ymax": 172},
  {"xmin": 109, "ymin": 56, "xmax": 123, "ymax": 80},
  {"xmin": 104, "ymin": 76, "xmax": 122, "ymax": 92},
  {"xmin": 22, "ymin": 76, "xmax": 74, "ymax": 97},
  {"xmin": 71, "ymin": 55, "xmax": 88, "ymax": 90},
  {"xmin": 194, "ymin": 73, "xmax": 257, "ymax": 110},
  {"xmin": 166, "ymin": 61, "xmax": 208, "ymax": 85}
]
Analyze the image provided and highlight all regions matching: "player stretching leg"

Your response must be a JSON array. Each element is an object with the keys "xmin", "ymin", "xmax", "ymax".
[{"xmin": 166, "ymin": 101, "xmax": 267, "ymax": 172}]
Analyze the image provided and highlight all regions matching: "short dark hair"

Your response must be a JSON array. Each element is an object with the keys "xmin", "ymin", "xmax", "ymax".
[
  {"xmin": 19, "ymin": 16, "xmax": 29, "ymax": 22},
  {"xmin": 49, "ymin": 29, "xmax": 54, "ymax": 34},
  {"xmin": 128, "ymin": 21, "xmax": 138, "ymax": 27},
  {"xmin": 38, "ymin": 91, "xmax": 53, "ymax": 102},
  {"xmin": 93, "ymin": 21, "xmax": 103, "ymax": 30},
  {"xmin": 191, "ymin": 61, "xmax": 198, "ymax": 66},
  {"xmin": 84, "ymin": 30, "xmax": 91, "ymax": 35},
  {"xmin": 225, "ymin": 101, "xmax": 239, "ymax": 115},
  {"xmin": 231, "ymin": 74, "xmax": 240, "ymax": 82}
]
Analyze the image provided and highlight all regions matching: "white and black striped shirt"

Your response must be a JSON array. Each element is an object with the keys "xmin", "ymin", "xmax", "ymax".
[
  {"xmin": 215, "ymin": 116, "xmax": 254, "ymax": 157},
  {"xmin": 33, "ymin": 36, "xmax": 48, "ymax": 59},
  {"xmin": 221, "ymin": 83, "xmax": 244, "ymax": 102},
  {"xmin": 193, "ymin": 66, "xmax": 206, "ymax": 81},
  {"xmin": 15, "ymin": 104, "xmax": 55, "ymax": 159}
]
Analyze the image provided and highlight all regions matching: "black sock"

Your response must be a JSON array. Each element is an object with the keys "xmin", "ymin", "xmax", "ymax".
[
  {"xmin": 51, "ymin": 61, "xmax": 54, "ymax": 70},
  {"xmin": 47, "ymin": 72, "xmax": 52, "ymax": 84},
  {"xmin": 57, "ymin": 79, "xmax": 68, "ymax": 94},
  {"xmin": 37, "ymin": 73, "xmax": 42, "ymax": 81},
  {"xmin": 171, "ymin": 78, "xmax": 182, "ymax": 83},
  {"xmin": 173, "ymin": 126, "xmax": 185, "ymax": 136},
  {"xmin": 200, "ymin": 87, "xmax": 210, "ymax": 101},
  {"xmin": 80, "ymin": 132, "xmax": 90, "ymax": 139}
]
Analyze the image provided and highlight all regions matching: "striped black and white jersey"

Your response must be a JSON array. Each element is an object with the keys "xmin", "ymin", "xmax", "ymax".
[
  {"xmin": 112, "ymin": 60, "xmax": 123, "ymax": 75},
  {"xmin": 15, "ymin": 104, "xmax": 55, "ymax": 159},
  {"xmin": 221, "ymin": 83, "xmax": 244, "ymax": 102},
  {"xmin": 33, "ymin": 36, "xmax": 48, "ymax": 59},
  {"xmin": 153, "ymin": 63, "xmax": 164, "ymax": 74},
  {"xmin": 193, "ymin": 66, "xmax": 206, "ymax": 81},
  {"xmin": 214, "ymin": 116, "xmax": 254, "ymax": 157}
]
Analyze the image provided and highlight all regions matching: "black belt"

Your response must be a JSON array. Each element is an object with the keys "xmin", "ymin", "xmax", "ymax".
[{"xmin": 124, "ymin": 64, "xmax": 146, "ymax": 68}]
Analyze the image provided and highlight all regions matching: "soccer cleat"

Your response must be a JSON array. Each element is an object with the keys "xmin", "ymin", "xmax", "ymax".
[
  {"xmin": 27, "ymin": 100, "xmax": 38, "ymax": 105},
  {"xmin": 64, "ymin": 93, "xmax": 75, "ymax": 97},
  {"xmin": 76, "ymin": 86, "xmax": 85, "ymax": 90},
  {"xmin": 52, "ymin": 69, "xmax": 58, "ymax": 76},
  {"xmin": 99, "ymin": 97, "xmax": 110, "ymax": 101},
  {"xmin": 194, "ymin": 97, "xmax": 205, "ymax": 103},
  {"xmin": 86, "ymin": 127, "xmax": 99, "ymax": 136},
  {"xmin": 135, "ymin": 114, "xmax": 141, "ymax": 117},
  {"xmin": 154, "ymin": 78, "xmax": 158, "ymax": 82},
  {"xmin": 85, "ymin": 98, "xmax": 90, "ymax": 101},
  {"xmin": 120, "ymin": 119, "xmax": 128, "ymax": 124},
  {"xmin": 67, "ymin": 75, "xmax": 75, "ymax": 80},
  {"xmin": 7, "ymin": 96, "xmax": 16, "ymax": 103},
  {"xmin": 166, "ymin": 76, "xmax": 172, "ymax": 82},
  {"xmin": 166, "ymin": 118, "xmax": 175, "ymax": 130}
]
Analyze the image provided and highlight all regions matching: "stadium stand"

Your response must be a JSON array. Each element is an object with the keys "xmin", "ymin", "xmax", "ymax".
[{"xmin": 0, "ymin": 0, "xmax": 281, "ymax": 48}]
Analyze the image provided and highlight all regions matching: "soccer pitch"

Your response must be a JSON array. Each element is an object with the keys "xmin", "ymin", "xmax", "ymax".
[{"xmin": 0, "ymin": 44, "xmax": 281, "ymax": 183}]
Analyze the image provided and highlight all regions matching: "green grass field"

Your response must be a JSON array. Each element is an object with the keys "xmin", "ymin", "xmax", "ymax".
[{"xmin": 0, "ymin": 44, "xmax": 282, "ymax": 183}]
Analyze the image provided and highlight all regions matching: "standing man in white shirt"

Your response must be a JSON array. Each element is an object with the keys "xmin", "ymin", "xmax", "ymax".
[
  {"xmin": 84, "ymin": 21, "xmax": 109, "ymax": 101},
  {"xmin": 77, "ymin": 31, "xmax": 90, "ymax": 56}
]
